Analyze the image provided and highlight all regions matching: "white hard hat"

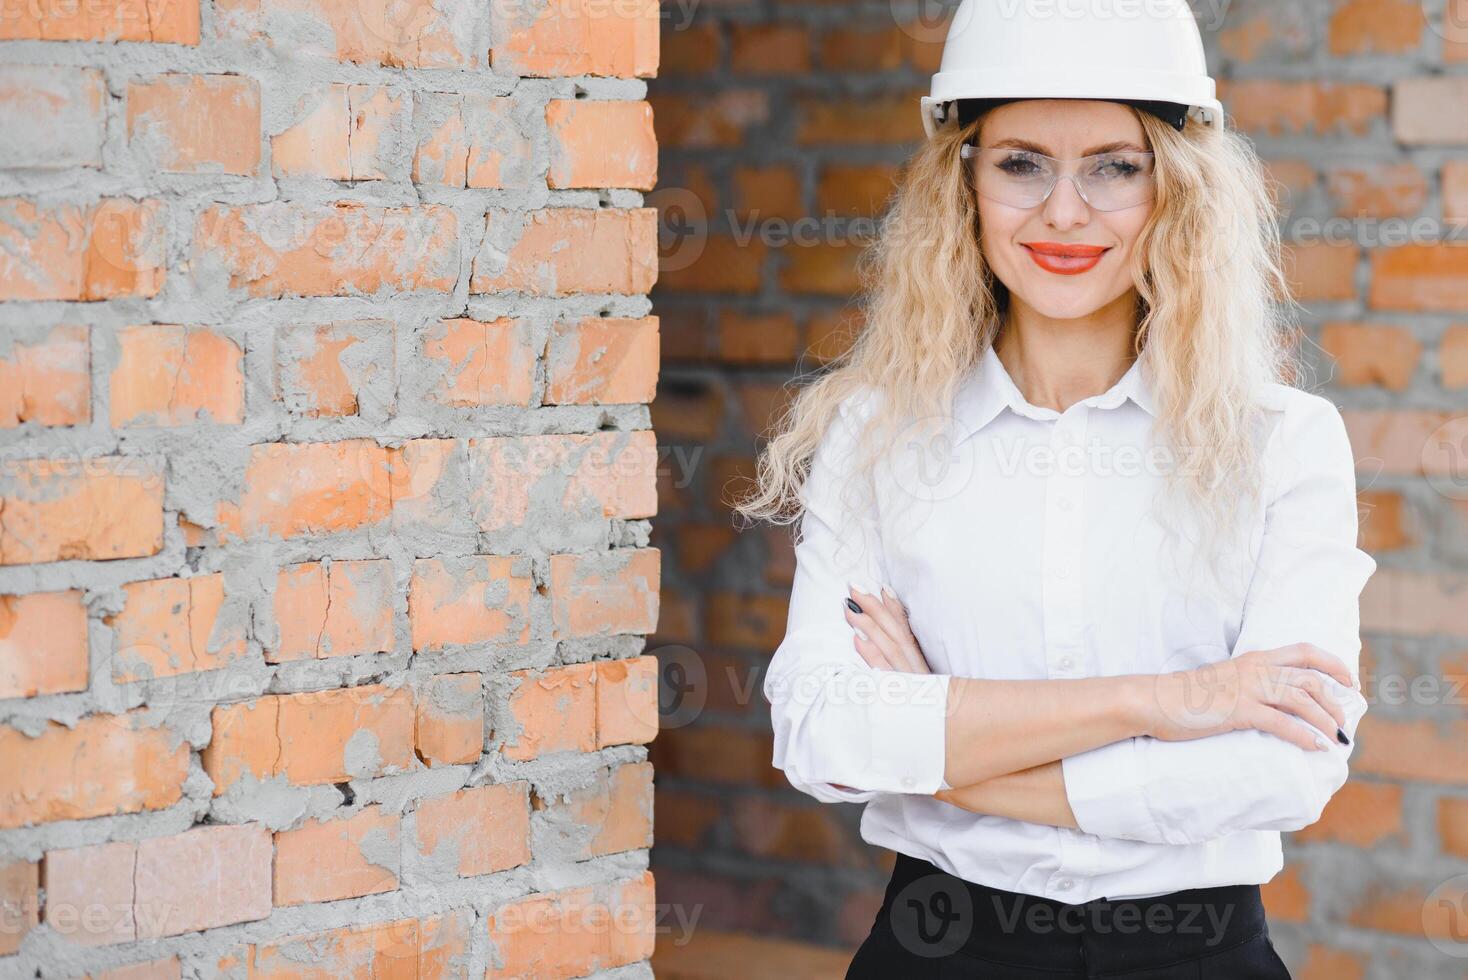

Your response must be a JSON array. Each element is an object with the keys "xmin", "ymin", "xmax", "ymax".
[{"xmin": 921, "ymin": 0, "xmax": 1226, "ymax": 139}]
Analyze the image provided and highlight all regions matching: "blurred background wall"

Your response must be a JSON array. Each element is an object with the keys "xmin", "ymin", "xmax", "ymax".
[{"xmin": 646, "ymin": 2, "xmax": 1468, "ymax": 978}]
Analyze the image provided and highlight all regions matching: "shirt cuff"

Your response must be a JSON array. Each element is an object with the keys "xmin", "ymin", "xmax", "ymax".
[
  {"xmin": 1062, "ymin": 736, "xmax": 1156, "ymax": 840},
  {"xmin": 864, "ymin": 670, "xmax": 951, "ymax": 794}
]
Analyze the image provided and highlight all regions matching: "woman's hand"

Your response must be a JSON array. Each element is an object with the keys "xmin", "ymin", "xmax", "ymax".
[
  {"xmin": 1140, "ymin": 642, "xmax": 1357, "ymax": 752},
  {"xmin": 842, "ymin": 584, "xmax": 932, "ymax": 673}
]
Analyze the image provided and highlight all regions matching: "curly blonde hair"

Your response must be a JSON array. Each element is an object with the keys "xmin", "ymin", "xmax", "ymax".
[{"xmin": 730, "ymin": 105, "xmax": 1303, "ymax": 601}]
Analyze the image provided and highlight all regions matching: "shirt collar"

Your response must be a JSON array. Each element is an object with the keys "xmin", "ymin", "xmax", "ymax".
[{"xmin": 951, "ymin": 344, "xmax": 1157, "ymax": 439}]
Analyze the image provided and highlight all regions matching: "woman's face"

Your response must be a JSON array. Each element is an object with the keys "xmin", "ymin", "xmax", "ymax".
[{"xmin": 975, "ymin": 100, "xmax": 1155, "ymax": 321}]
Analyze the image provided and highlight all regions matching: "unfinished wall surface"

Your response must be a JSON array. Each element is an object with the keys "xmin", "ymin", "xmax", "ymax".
[
  {"xmin": 647, "ymin": 1, "xmax": 1468, "ymax": 977},
  {"xmin": 0, "ymin": 0, "xmax": 664, "ymax": 976}
]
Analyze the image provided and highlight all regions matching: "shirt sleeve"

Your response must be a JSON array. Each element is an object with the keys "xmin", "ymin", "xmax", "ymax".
[
  {"xmin": 1062, "ymin": 391, "xmax": 1377, "ymax": 846},
  {"xmin": 764, "ymin": 390, "xmax": 952, "ymax": 804}
]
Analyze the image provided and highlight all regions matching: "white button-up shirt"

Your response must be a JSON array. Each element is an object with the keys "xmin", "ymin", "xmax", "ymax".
[{"xmin": 764, "ymin": 344, "xmax": 1376, "ymax": 903}]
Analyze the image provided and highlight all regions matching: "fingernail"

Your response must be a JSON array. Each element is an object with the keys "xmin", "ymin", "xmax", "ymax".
[
  {"xmin": 1314, "ymin": 733, "xmax": 1329, "ymax": 750},
  {"xmin": 854, "ymin": 627, "xmax": 869, "ymax": 641},
  {"xmin": 1336, "ymin": 727, "xmax": 1350, "ymax": 746},
  {"xmin": 845, "ymin": 597, "xmax": 862, "ymax": 614},
  {"xmin": 881, "ymin": 584, "xmax": 897, "ymax": 601}
]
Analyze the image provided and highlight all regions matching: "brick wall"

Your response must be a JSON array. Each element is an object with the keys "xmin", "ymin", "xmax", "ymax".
[
  {"xmin": 647, "ymin": 2, "xmax": 1468, "ymax": 977},
  {"xmin": 0, "ymin": 0, "xmax": 664, "ymax": 975}
]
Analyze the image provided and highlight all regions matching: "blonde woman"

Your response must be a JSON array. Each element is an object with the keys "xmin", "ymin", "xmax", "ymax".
[{"xmin": 734, "ymin": 3, "xmax": 1374, "ymax": 978}]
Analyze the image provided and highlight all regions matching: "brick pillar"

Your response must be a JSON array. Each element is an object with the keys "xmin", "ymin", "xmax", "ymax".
[{"xmin": 0, "ymin": 0, "xmax": 663, "ymax": 975}]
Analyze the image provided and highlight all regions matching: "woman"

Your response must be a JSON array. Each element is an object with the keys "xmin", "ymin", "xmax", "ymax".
[{"xmin": 732, "ymin": 2, "xmax": 1375, "ymax": 978}]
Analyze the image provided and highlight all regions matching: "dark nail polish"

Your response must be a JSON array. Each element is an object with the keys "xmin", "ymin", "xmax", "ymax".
[
  {"xmin": 1336, "ymin": 727, "xmax": 1350, "ymax": 746},
  {"xmin": 845, "ymin": 597, "xmax": 862, "ymax": 614}
]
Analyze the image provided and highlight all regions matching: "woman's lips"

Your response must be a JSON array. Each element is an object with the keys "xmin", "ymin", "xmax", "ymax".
[{"xmin": 1022, "ymin": 242, "xmax": 1110, "ymax": 275}]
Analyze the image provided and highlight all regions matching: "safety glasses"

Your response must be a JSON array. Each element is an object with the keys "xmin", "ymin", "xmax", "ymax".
[{"xmin": 961, "ymin": 144, "xmax": 1157, "ymax": 212}]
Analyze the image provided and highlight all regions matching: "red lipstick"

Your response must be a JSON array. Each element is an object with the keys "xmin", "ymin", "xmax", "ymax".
[{"xmin": 1022, "ymin": 241, "xmax": 1110, "ymax": 275}]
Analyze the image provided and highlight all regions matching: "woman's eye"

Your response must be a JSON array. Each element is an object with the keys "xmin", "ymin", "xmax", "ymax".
[
  {"xmin": 1093, "ymin": 158, "xmax": 1141, "ymax": 178},
  {"xmin": 997, "ymin": 155, "xmax": 1043, "ymax": 176}
]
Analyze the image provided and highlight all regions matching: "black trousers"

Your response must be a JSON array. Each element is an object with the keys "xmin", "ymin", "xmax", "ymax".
[{"xmin": 847, "ymin": 853, "xmax": 1292, "ymax": 979}]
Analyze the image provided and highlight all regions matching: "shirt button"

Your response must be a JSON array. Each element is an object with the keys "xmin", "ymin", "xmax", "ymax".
[
  {"xmin": 902, "ymin": 776, "xmax": 915, "ymax": 789},
  {"xmin": 1058, "ymin": 657, "xmax": 1074, "ymax": 670},
  {"xmin": 1057, "ymin": 879, "xmax": 1074, "ymax": 891},
  {"xmin": 1055, "ymin": 566, "xmax": 1069, "ymax": 580},
  {"xmin": 1057, "ymin": 497, "xmax": 1073, "ymax": 511}
]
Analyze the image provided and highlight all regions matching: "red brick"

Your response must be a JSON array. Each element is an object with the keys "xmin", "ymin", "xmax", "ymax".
[
  {"xmin": 1443, "ymin": 324, "xmax": 1468, "ymax": 387},
  {"xmin": 0, "ymin": 712, "xmax": 188, "ymax": 828},
  {"xmin": 203, "ymin": 685, "xmax": 417, "ymax": 794},
  {"xmin": 107, "ymin": 574, "xmax": 248, "ymax": 682},
  {"xmin": 1393, "ymin": 77, "xmax": 1468, "ymax": 144},
  {"xmin": 1342, "ymin": 408, "xmax": 1460, "ymax": 474},
  {"xmin": 471, "ymin": 208, "xmax": 658, "ymax": 296},
  {"xmin": 734, "ymin": 165, "xmax": 803, "ymax": 220},
  {"xmin": 269, "ymin": 559, "xmax": 396, "ymax": 663},
  {"xmin": 503, "ymin": 662, "xmax": 597, "ymax": 761},
  {"xmin": 485, "ymin": 871, "xmax": 656, "ymax": 977},
  {"xmin": 1283, "ymin": 242, "xmax": 1359, "ymax": 302},
  {"xmin": 133, "ymin": 824, "xmax": 271, "ymax": 938},
  {"xmin": 545, "ymin": 316, "xmax": 660, "ymax": 405},
  {"xmin": 215, "ymin": 439, "xmax": 392, "ymax": 542},
  {"xmin": 0, "ymin": 198, "xmax": 165, "ymax": 302},
  {"xmin": 779, "ymin": 240, "xmax": 866, "ymax": 296},
  {"xmin": 1292, "ymin": 780, "xmax": 1404, "ymax": 846},
  {"xmin": 1353, "ymin": 715, "xmax": 1468, "ymax": 782},
  {"xmin": 1318, "ymin": 322, "xmax": 1421, "ymax": 389},
  {"xmin": 1445, "ymin": 161, "xmax": 1468, "ymax": 223},
  {"xmin": 422, "ymin": 317, "xmax": 537, "ymax": 407},
  {"xmin": 1328, "ymin": 0, "xmax": 1423, "ymax": 54},
  {"xmin": 1325, "ymin": 162, "xmax": 1427, "ymax": 218},
  {"xmin": 1357, "ymin": 490, "xmax": 1411, "ymax": 551},
  {"xmin": 466, "ymin": 431, "xmax": 659, "ymax": 532},
  {"xmin": 414, "ymin": 782, "xmax": 530, "ymax": 876},
  {"xmin": 127, "ymin": 74, "xmax": 261, "ymax": 175},
  {"xmin": 1217, "ymin": 9, "xmax": 1312, "ymax": 61},
  {"xmin": 0, "ymin": 324, "xmax": 90, "ymax": 428},
  {"xmin": 109, "ymin": 324, "xmax": 243, "ymax": 427},
  {"xmin": 546, "ymin": 100, "xmax": 657, "ymax": 190},
  {"xmin": 595, "ymin": 656, "xmax": 658, "ymax": 749},
  {"xmin": 408, "ymin": 555, "xmax": 532, "ymax": 651},
  {"xmin": 43, "ymin": 841, "xmax": 136, "ymax": 946},
  {"xmin": 651, "ymin": 90, "xmax": 770, "ymax": 149},
  {"xmin": 0, "ymin": 590, "xmax": 88, "ymax": 699},
  {"xmin": 0, "ymin": 860, "xmax": 38, "ymax": 956},
  {"xmin": 274, "ymin": 806, "xmax": 401, "ymax": 906},
  {"xmin": 384, "ymin": 439, "xmax": 465, "ymax": 531},
  {"xmin": 1440, "ymin": 797, "xmax": 1468, "ymax": 858},
  {"xmin": 414, "ymin": 672, "xmax": 484, "ymax": 766},
  {"xmin": 539, "ymin": 762, "xmax": 653, "ymax": 860},
  {"xmin": 194, "ymin": 202, "xmax": 457, "ymax": 299},
  {"xmin": 1369, "ymin": 244, "xmax": 1468, "ymax": 310},
  {"xmin": 413, "ymin": 93, "xmax": 533, "ymax": 188},
  {"xmin": 1362, "ymin": 569, "xmax": 1468, "ymax": 637},
  {"xmin": 550, "ymin": 548, "xmax": 660, "ymax": 638},
  {"xmin": 227, "ymin": 910, "xmax": 472, "ymax": 976},
  {"xmin": 274, "ymin": 319, "xmax": 394, "ymax": 419},
  {"xmin": 272, "ymin": 83, "xmax": 406, "ymax": 180},
  {"xmin": 731, "ymin": 23, "xmax": 810, "ymax": 73},
  {"xmin": 491, "ymin": 0, "xmax": 658, "ymax": 77},
  {"xmin": 1218, "ymin": 79, "xmax": 1387, "ymax": 136},
  {"xmin": 716, "ymin": 311, "xmax": 801, "ymax": 365},
  {"xmin": 0, "ymin": 454, "xmax": 165, "ymax": 563},
  {"xmin": 797, "ymin": 91, "xmax": 924, "ymax": 144},
  {"xmin": 216, "ymin": 0, "xmax": 475, "ymax": 67},
  {"xmin": 0, "ymin": 0, "xmax": 199, "ymax": 42},
  {"xmin": 0, "ymin": 66, "xmax": 106, "ymax": 168}
]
